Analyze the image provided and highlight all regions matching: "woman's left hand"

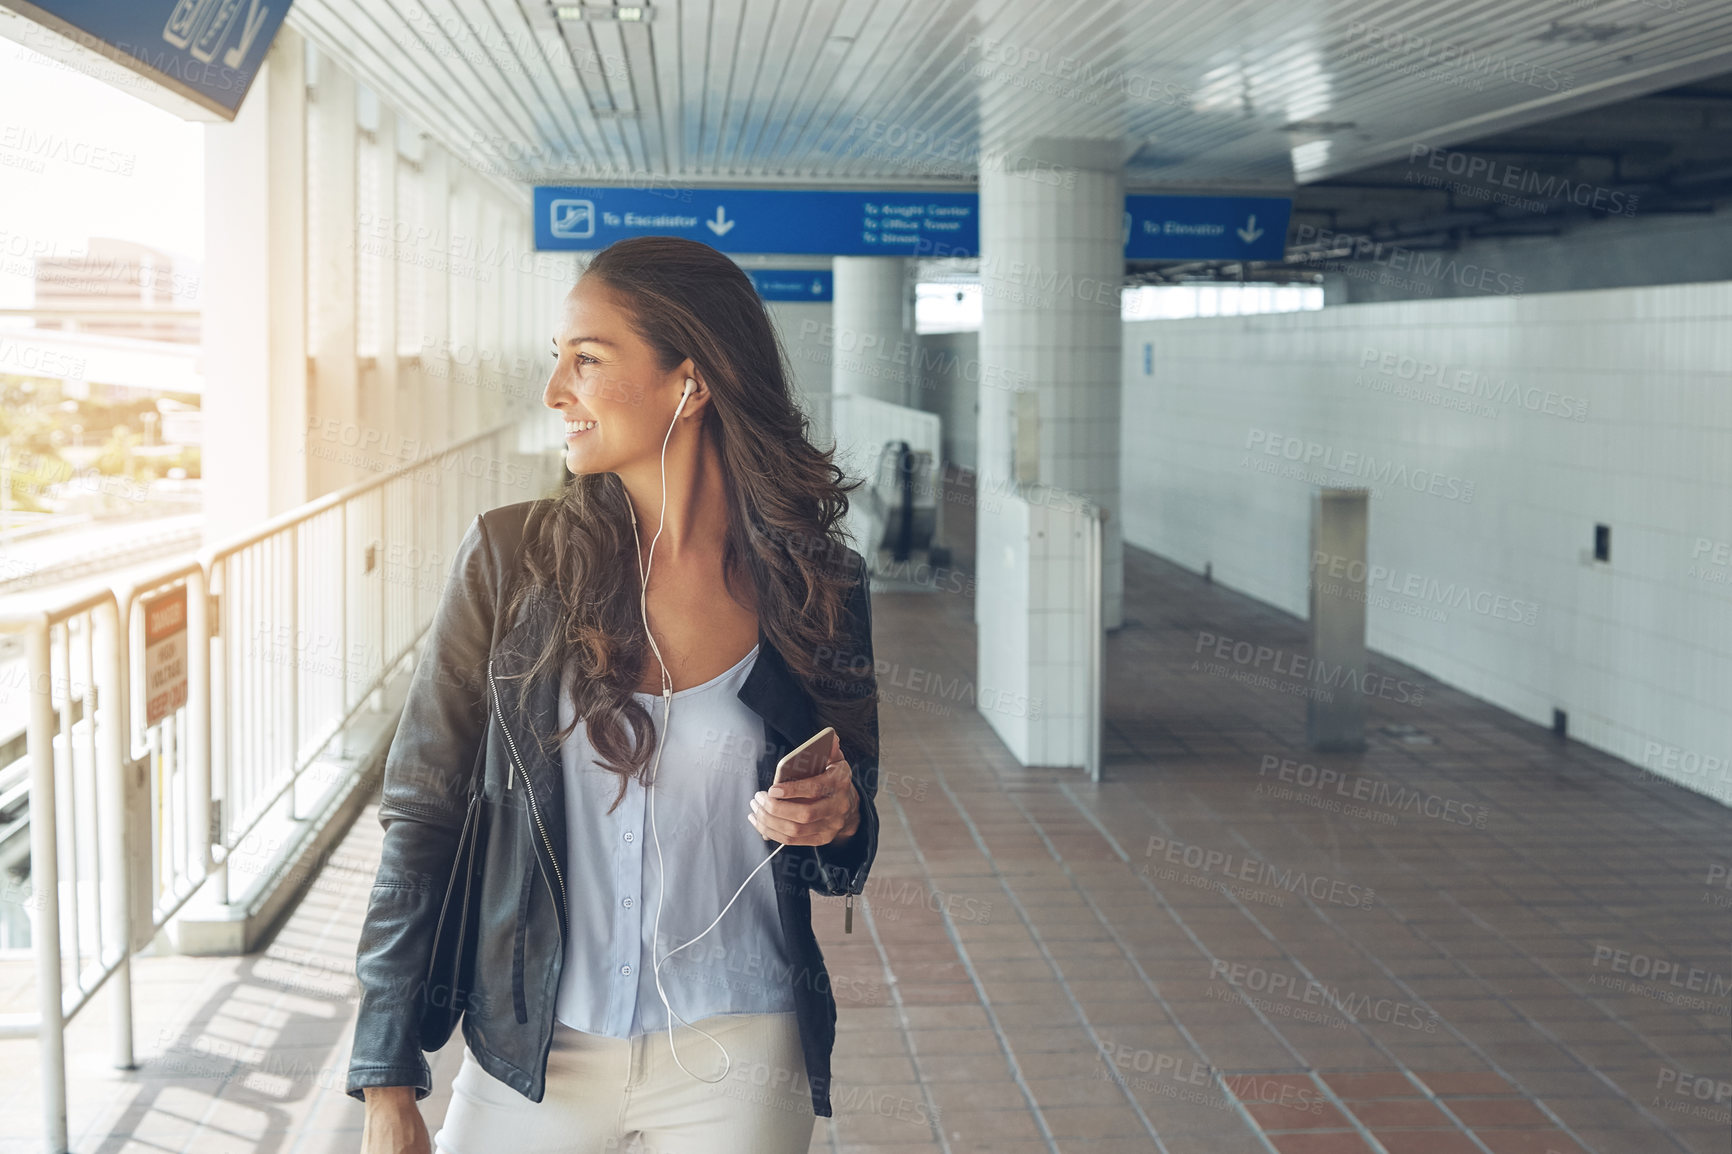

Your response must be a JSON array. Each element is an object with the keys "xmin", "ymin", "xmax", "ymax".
[{"xmin": 749, "ymin": 734, "xmax": 859, "ymax": 847}]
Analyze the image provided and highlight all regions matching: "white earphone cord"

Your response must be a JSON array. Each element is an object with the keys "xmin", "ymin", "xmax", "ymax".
[{"xmin": 632, "ymin": 378, "xmax": 784, "ymax": 1084}]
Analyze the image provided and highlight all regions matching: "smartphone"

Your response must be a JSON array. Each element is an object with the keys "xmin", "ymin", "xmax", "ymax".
[{"xmin": 773, "ymin": 726, "xmax": 837, "ymax": 789}]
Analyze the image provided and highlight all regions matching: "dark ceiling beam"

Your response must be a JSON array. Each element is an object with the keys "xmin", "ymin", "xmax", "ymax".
[
  {"xmin": 1462, "ymin": 225, "xmax": 1567, "ymax": 239},
  {"xmin": 1122, "ymin": 70, "xmax": 1732, "ymax": 287},
  {"xmin": 1421, "ymin": 144, "xmax": 1632, "ymax": 161},
  {"xmin": 1309, "ymin": 180, "xmax": 1456, "ymax": 193},
  {"xmin": 1665, "ymin": 163, "xmax": 1732, "ymax": 188},
  {"xmin": 1635, "ymin": 87, "xmax": 1732, "ymax": 102},
  {"xmin": 1291, "ymin": 162, "xmax": 1732, "ymax": 249},
  {"xmin": 1628, "ymin": 204, "xmax": 1719, "ymax": 214}
]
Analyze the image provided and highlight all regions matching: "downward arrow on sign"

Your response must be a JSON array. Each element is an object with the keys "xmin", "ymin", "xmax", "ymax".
[
  {"xmin": 707, "ymin": 206, "xmax": 736, "ymax": 236},
  {"xmin": 1236, "ymin": 214, "xmax": 1264, "ymax": 244}
]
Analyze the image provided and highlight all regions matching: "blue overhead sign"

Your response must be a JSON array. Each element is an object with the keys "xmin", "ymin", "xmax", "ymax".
[
  {"xmin": 1123, "ymin": 195, "xmax": 1292, "ymax": 261},
  {"xmin": 1, "ymin": 0, "xmax": 293, "ymax": 120},
  {"xmin": 537, "ymin": 186, "xmax": 1291, "ymax": 262},
  {"xmin": 534, "ymin": 187, "xmax": 980, "ymax": 257},
  {"xmin": 748, "ymin": 270, "xmax": 833, "ymax": 302}
]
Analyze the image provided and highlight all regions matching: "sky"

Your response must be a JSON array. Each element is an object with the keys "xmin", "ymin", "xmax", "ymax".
[{"xmin": 0, "ymin": 35, "xmax": 205, "ymax": 308}]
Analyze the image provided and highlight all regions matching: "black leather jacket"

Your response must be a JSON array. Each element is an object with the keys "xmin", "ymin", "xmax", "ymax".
[{"xmin": 345, "ymin": 498, "xmax": 880, "ymax": 1118}]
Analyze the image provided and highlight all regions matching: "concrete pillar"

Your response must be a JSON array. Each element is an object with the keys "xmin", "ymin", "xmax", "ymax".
[
  {"xmin": 1307, "ymin": 489, "xmax": 1369, "ymax": 751},
  {"xmin": 306, "ymin": 46, "xmax": 357, "ymax": 496},
  {"xmin": 362, "ymin": 93, "xmax": 398, "ymax": 469},
  {"xmin": 418, "ymin": 144, "xmax": 452, "ymax": 454},
  {"xmin": 447, "ymin": 177, "xmax": 479, "ymax": 439},
  {"xmin": 831, "ymin": 256, "xmax": 911, "ymax": 405},
  {"xmin": 201, "ymin": 27, "xmax": 306, "ymax": 543},
  {"xmin": 967, "ymin": 131, "xmax": 1127, "ymax": 768},
  {"xmin": 498, "ymin": 216, "xmax": 523, "ymax": 416},
  {"xmin": 976, "ymin": 136, "xmax": 1125, "ymax": 627},
  {"xmin": 831, "ymin": 255, "xmax": 912, "ymax": 552},
  {"xmin": 477, "ymin": 199, "xmax": 505, "ymax": 429}
]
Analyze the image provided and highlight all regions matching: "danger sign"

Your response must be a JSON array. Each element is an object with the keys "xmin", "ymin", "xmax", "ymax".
[{"xmin": 142, "ymin": 586, "xmax": 188, "ymax": 726}]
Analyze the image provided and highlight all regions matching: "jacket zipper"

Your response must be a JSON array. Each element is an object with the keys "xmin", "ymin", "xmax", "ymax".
[{"xmin": 488, "ymin": 658, "xmax": 568, "ymax": 939}]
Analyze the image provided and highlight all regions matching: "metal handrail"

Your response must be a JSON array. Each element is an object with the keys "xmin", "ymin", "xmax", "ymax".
[
  {"xmin": 0, "ymin": 421, "xmax": 555, "ymax": 1153},
  {"xmin": 205, "ymin": 423, "xmax": 517, "ymax": 556},
  {"xmin": 0, "ymin": 309, "xmax": 202, "ymax": 322}
]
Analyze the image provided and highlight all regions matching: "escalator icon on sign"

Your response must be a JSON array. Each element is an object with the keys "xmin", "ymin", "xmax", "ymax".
[
  {"xmin": 550, "ymin": 199, "xmax": 595, "ymax": 240},
  {"xmin": 161, "ymin": 0, "xmax": 274, "ymax": 68}
]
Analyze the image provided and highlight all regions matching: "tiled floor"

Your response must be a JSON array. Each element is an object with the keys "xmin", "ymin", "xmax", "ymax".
[{"xmin": 3, "ymin": 544, "xmax": 1728, "ymax": 1154}]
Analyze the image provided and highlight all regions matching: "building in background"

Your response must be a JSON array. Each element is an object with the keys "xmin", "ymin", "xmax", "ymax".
[{"xmin": 31, "ymin": 236, "xmax": 199, "ymax": 344}]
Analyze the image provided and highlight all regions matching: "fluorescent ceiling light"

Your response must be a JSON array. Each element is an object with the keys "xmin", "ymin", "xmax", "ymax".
[{"xmin": 556, "ymin": 4, "xmax": 652, "ymax": 20}]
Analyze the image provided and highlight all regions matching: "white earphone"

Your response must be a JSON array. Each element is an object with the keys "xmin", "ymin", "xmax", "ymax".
[{"xmin": 628, "ymin": 374, "xmax": 786, "ymax": 1083}]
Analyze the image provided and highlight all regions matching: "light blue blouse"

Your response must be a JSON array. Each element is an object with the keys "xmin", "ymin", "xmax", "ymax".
[{"xmin": 551, "ymin": 644, "xmax": 799, "ymax": 1037}]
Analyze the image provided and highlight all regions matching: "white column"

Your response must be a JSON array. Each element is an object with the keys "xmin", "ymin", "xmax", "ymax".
[
  {"xmin": 977, "ymin": 137, "xmax": 1124, "ymax": 622},
  {"xmin": 495, "ymin": 214, "xmax": 521, "ymax": 422},
  {"xmin": 831, "ymin": 256, "xmax": 911, "ymax": 405},
  {"xmin": 418, "ymin": 144, "xmax": 452, "ymax": 454},
  {"xmin": 367, "ymin": 98, "xmax": 398, "ymax": 467},
  {"xmin": 446, "ymin": 177, "xmax": 479, "ymax": 439},
  {"xmin": 477, "ymin": 198, "xmax": 505, "ymax": 430},
  {"xmin": 201, "ymin": 27, "xmax": 306, "ymax": 542},
  {"xmin": 974, "ymin": 136, "xmax": 1126, "ymax": 764},
  {"xmin": 831, "ymin": 256, "xmax": 911, "ymax": 554},
  {"xmin": 512, "ymin": 219, "xmax": 548, "ymax": 424},
  {"xmin": 306, "ymin": 47, "xmax": 357, "ymax": 496}
]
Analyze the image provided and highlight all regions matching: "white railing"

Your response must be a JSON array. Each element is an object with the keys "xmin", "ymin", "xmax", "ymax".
[
  {"xmin": 0, "ymin": 423, "xmax": 557, "ymax": 1154},
  {"xmin": 122, "ymin": 561, "xmax": 211, "ymax": 952},
  {"xmin": 3, "ymin": 587, "xmax": 135, "ymax": 1154}
]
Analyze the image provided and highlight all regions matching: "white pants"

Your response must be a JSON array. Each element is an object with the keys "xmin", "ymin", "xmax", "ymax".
[{"xmin": 433, "ymin": 1012, "xmax": 816, "ymax": 1154}]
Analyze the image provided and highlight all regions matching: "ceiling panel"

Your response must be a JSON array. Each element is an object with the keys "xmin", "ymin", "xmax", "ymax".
[{"xmin": 287, "ymin": 0, "xmax": 1732, "ymax": 195}]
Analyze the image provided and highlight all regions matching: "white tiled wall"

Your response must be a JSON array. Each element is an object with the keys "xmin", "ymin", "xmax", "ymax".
[
  {"xmin": 1121, "ymin": 282, "xmax": 1732, "ymax": 806},
  {"xmin": 1026, "ymin": 492, "xmax": 1102, "ymax": 766},
  {"xmin": 832, "ymin": 394, "xmax": 942, "ymax": 557},
  {"xmin": 912, "ymin": 330, "xmax": 980, "ymax": 470},
  {"xmin": 978, "ymin": 142, "xmax": 1124, "ymax": 630},
  {"xmin": 976, "ymin": 484, "xmax": 1103, "ymax": 768},
  {"xmin": 766, "ymin": 301, "xmax": 834, "ymax": 444},
  {"xmin": 832, "ymin": 394, "xmax": 942, "ymax": 484},
  {"xmin": 977, "ymin": 494, "xmax": 1032, "ymax": 757}
]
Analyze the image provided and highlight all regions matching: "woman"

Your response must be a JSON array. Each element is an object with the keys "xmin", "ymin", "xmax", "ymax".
[{"xmin": 347, "ymin": 235, "xmax": 881, "ymax": 1154}]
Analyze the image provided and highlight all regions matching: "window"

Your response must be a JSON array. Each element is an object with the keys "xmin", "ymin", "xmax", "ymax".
[{"xmin": 1121, "ymin": 282, "xmax": 1323, "ymax": 321}]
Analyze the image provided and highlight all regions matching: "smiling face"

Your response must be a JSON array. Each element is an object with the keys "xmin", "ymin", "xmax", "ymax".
[{"xmin": 545, "ymin": 276, "xmax": 693, "ymax": 477}]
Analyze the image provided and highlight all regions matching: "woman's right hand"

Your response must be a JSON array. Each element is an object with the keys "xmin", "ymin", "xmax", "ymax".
[{"xmin": 361, "ymin": 1086, "xmax": 431, "ymax": 1154}]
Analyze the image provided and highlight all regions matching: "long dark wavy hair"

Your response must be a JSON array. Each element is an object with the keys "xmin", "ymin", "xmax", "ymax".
[{"xmin": 498, "ymin": 235, "xmax": 875, "ymax": 812}]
